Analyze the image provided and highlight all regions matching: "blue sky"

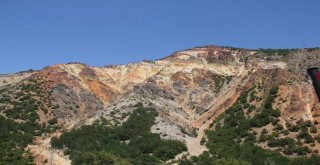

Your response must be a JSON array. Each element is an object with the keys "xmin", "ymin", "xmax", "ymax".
[{"xmin": 1, "ymin": 0, "xmax": 320, "ymax": 74}]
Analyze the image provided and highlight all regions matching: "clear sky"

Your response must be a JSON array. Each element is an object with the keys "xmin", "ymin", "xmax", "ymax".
[{"xmin": 1, "ymin": 0, "xmax": 320, "ymax": 74}]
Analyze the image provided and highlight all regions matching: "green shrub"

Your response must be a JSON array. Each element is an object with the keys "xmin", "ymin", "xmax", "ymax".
[
  {"xmin": 310, "ymin": 126, "xmax": 317, "ymax": 133},
  {"xmin": 261, "ymin": 129, "xmax": 268, "ymax": 134},
  {"xmin": 273, "ymin": 124, "xmax": 284, "ymax": 130},
  {"xmin": 271, "ymin": 109, "xmax": 281, "ymax": 118},
  {"xmin": 48, "ymin": 118, "xmax": 58, "ymax": 125}
]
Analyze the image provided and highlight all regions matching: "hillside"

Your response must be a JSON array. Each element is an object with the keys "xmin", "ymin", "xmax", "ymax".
[{"xmin": 1, "ymin": 46, "xmax": 320, "ymax": 164}]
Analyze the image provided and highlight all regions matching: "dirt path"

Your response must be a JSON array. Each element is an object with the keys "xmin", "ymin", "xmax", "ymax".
[
  {"xmin": 26, "ymin": 122, "xmax": 77, "ymax": 165},
  {"xmin": 27, "ymin": 135, "xmax": 71, "ymax": 165},
  {"xmin": 185, "ymin": 131, "xmax": 208, "ymax": 156}
]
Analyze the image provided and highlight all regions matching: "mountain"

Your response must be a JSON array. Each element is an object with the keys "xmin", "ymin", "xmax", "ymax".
[{"xmin": 1, "ymin": 46, "xmax": 320, "ymax": 164}]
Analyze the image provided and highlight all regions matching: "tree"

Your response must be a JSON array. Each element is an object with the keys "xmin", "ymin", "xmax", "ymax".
[
  {"xmin": 271, "ymin": 109, "xmax": 281, "ymax": 118},
  {"xmin": 48, "ymin": 118, "xmax": 58, "ymax": 125}
]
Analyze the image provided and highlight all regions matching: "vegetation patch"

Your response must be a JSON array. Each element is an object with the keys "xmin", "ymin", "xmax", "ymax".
[
  {"xmin": 0, "ymin": 78, "xmax": 58, "ymax": 164},
  {"xmin": 179, "ymin": 86, "xmax": 320, "ymax": 165},
  {"xmin": 257, "ymin": 49, "xmax": 297, "ymax": 56},
  {"xmin": 51, "ymin": 103, "xmax": 187, "ymax": 165}
]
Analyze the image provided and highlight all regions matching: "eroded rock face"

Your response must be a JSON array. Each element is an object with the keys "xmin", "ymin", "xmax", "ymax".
[
  {"xmin": 3, "ymin": 46, "xmax": 320, "ymax": 128},
  {"xmin": 2, "ymin": 47, "xmax": 319, "ymax": 123},
  {"xmin": 2, "ymin": 46, "xmax": 320, "ymax": 158},
  {"xmin": 79, "ymin": 67, "xmax": 98, "ymax": 80},
  {"xmin": 51, "ymin": 84, "xmax": 104, "ymax": 122}
]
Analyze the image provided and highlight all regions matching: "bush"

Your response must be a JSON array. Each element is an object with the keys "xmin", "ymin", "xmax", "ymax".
[
  {"xmin": 288, "ymin": 125, "xmax": 300, "ymax": 132},
  {"xmin": 296, "ymin": 146, "xmax": 310, "ymax": 155},
  {"xmin": 267, "ymin": 137, "xmax": 295, "ymax": 147},
  {"xmin": 310, "ymin": 126, "xmax": 317, "ymax": 133},
  {"xmin": 48, "ymin": 118, "xmax": 58, "ymax": 125},
  {"xmin": 271, "ymin": 109, "xmax": 281, "ymax": 118},
  {"xmin": 305, "ymin": 120, "xmax": 313, "ymax": 127},
  {"xmin": 259, "ymin": 134, "xmax": 268, "ymax": 142},
  {"xmin": 273, "ymin": 124, "xmax": 284, "ymax": 131},
  {"xmin": 261, "ymin": 129, "xmax": 268, "ymax": 134},
  {"xmin": 272, "ymin": 118, "xmax": 280, "ymax": 126},
  {"xmin": 305, "ymin": 135, "xmax": 315, "ymax": 144}
]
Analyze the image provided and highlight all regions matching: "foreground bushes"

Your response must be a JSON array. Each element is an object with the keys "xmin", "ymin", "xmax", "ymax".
[{"xmin": 51, "ymin": 104, "xmax": 187, "ymax": 164}]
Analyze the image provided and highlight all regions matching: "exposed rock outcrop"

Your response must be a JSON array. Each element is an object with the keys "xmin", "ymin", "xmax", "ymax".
[{"xmin": 2, "ymin": 46, "xmax": 320, "ymax": 163}]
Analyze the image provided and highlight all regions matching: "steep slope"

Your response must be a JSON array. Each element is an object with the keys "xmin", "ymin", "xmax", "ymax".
[{"xmin": 1, "ymin": 46, "xmax": 320, "ymax": 164}]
